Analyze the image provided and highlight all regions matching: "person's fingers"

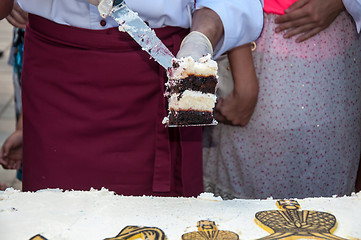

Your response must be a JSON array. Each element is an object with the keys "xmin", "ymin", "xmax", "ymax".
[
  {"xmin": 275, "ymin": 8, "xmax": 308, "ymax": 25},
  {"xmin": 284, "ymin": 0, "xmax": 310, "ymax": 13},
  {"xmin": 1, "ymin": 162, "xmax": 10, "ymax": 169},
  {"xmin": 11, "ymin": 8, "xmax": 27, "ymax": 25},
  {"xmin": 6, "ymin": 159, "xmax": 19, "ymax": 169},
  {"xmin": 0, "ymin": 146, "xmax": 6, "ymax": 166},
  {"xmin": 0, "ymin": 152, "xmax": 9, "ymax": 168},
  {"xmin": 275, "ymin": 16, "xmax": 310, "ymax": 33},
  {"xmin": 6, "ymin": 14, "xmax": 26, "ymax": 29},
  {"xmin": 0, "ymin": 147, "xmax": 4, "ymax": 158},
  {"xmin": 5, "ymin": 160, "xmax": 13, "ymax": 169},
  {"xmin": 13, "ymin": 2, "xmax": 28, "ymax": 20},
  {"xmin": 282, "ymin": 23, "xmax": 314, "ymax": 38},
  {"xmin": 214, "ymin": 98, "xmax": 228, "ymax": 124},
  {"xmin": 15, "ymin": 161, "xmax": 21, "ymax": 170},
  {"xmin": 0, "ymin": 159, "xmax": 8, "ymax": 167},
  {"xmin": 1, "ymin": 139, "xmax": 12, "ymax": 157},
  {"xmin": 215, "ymin": 105, "xmax": 237, "ymax": 125},
  {"xmin": 5, "ymin": 15, "xmax": 17, "ymax": 28},
  {"xmin": 0, "ymin": 183, "xmax": 7, "ymax": 191},
  {"xmin": 214, "ymin": 97, "xmax": 224, "ymax": 111},
  {"xmin": 11, "ymin": 161, "xmax": 19, "ymax": 169},
  {"xmin": 230, "ymin": 116, "xmax": 245, "ymax": 127},
  {"xmin": 295, "ymin": 26, "xmax": 324, "ymax": 43},
  {"xmin": 214, "ymin": 111, "xmax": 229, "ymax": 124},
  {"xmin": 214, "ymin": 110, "xmax": 222, "ymax": 121}
]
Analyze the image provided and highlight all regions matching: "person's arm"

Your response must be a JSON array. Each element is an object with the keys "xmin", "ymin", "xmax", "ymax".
[
  {"xmin": 275, "ymin": 0, "xmax": 345, "ymax": 42},
  {"xmin": 0, "ymin": 0, "xmax": 13, "ymax": 20},
  {"xmin": 176, "ymin": 8, "xmax": 223, "ymax": 60},
  {"xmin": 215, "ymin": 44, "xmax": 258, "ymax": 126},
  {"xmin": 191, "ymin": 8, "xmax": 223, "ymax": 51}
]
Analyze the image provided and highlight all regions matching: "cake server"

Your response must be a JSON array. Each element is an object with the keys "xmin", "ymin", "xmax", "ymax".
[{"xmin": 105, "ymin": 0, "xmax": 175, "ymax": 69}]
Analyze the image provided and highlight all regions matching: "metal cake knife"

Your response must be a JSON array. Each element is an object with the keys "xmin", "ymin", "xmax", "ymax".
[{"xmin": 106, "ymin": 0, "xmax": 175, "ymax": 69}]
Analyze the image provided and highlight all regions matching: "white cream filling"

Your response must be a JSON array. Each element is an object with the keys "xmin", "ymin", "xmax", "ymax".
[
  {"xmin": 168, "ymin": 90, "xmax": 217, "ymax": 112},
  {"xmin": 169, "ymin": 54, "xmax": 218, "ymax": 80}
]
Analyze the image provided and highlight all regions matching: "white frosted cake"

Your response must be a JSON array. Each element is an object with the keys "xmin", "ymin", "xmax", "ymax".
[
  {"xmin": 1, "ymin": 188, "xmax": 361, "ymax": 240},
  {"xmin": 163, "ymin": 55, "xmax": 218, "ymax": 127}
]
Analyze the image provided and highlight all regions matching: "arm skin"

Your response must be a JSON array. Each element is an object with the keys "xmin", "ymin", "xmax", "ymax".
[
  {"xmin": 275, "ymin": 0, "xmax": 345, "ymax": 42},
  {"xmin": 215, "ymin": 44, "xmax": 259, "ymax": 126},
  {"xmin": 190, "ymin": 7, "xmax": 224, "ymax": 50},
  {"xmin": 0, "ymin": 0, "xmax": 13, "ymax": 20}
]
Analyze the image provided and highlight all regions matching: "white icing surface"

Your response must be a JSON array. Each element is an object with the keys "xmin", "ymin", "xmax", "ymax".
[
  {"xmin": 169, "ymin": 54, "xmax": 218, "ymax": 80},
  {"xmin": 0, "ymin": 188, "xmax": 360, "ymax": 240},
  {"xmin": 169, "ymin": 90, "xmax": 217, "ymax": 111}
]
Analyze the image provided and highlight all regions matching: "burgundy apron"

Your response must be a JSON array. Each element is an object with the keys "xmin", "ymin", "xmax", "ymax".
[{"xmin": 22, "ymin": 14, "xmax": 203, "ymax": 197}]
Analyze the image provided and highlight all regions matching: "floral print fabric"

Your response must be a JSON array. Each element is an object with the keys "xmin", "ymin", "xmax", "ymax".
[{"xmin": 203, "ymin": 12, "xmax": 361, "ymax": 199}]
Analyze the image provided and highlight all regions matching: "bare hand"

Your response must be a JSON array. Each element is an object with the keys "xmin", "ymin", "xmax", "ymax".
[
  {"xmin": 275, "ymin": 0, "xmax": 345, "ymax": 42},
  {"xmin": 215, "ymin": 44, "xmax": 258, "ymax": 126},
  {"xmin": 5, "ymin": 2, "xmax": 28, "ymax": 29},
  {"xmin": 0, "ymin": 130, "xmax": 23, "ymax": 170},
  {"xmin": 215, "ymin": 81, "xmax": 258, "ymax": 126}
]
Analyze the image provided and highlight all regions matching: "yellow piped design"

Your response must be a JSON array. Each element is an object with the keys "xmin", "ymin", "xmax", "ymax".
[
  {"xmin": 105, "ymin": 226, "xmax": 167, "ymax": 240},
  {"xmin": 255, "ymin": 200, "xmax": 348, "ymax": 240},
  {"xmin": 182, "ymin": 220, "xmax": 239, "ymax": 240},
  {"xmin": 29, "ymin": 235, "xmax": 48, "ymax": 240}
]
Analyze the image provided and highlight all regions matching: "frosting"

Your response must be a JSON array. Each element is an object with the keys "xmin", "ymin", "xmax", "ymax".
[
  {"xmin": 168, "ymin": 90, "xmax": 217, "ymax": 112},
  {"xmin": 1, "ymin": 188, "xmax": 360, "ymax": 240},
  {"xmin": 168, "ymin": 54, "xmax": 218, "ymax": 80}
]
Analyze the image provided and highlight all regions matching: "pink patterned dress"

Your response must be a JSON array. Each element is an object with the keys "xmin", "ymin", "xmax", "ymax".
[{"xmin": 203, "ymin": 11, "xmax": 361, "ymax": 199}]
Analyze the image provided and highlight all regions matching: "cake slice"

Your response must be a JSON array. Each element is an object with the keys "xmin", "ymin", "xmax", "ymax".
[{"xmin": 163, "ymin": 54, "xmax": 218, "ymax": 127}]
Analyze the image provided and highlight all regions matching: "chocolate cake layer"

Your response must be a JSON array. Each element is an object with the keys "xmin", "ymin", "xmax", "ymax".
[
  {"xmin": 168, "ymin": 110, "xmax": 214, "ymax": 125},
  {"xmin": 167, "ymin": 75, "xmax": 217, "ymax": 95}
]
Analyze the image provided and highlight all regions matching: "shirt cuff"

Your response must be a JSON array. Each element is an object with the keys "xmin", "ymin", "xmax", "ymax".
[
  {"xmin": 342, "ymin": 0, "xmax": 361, "ymax": 33},
  {"xmin": 196, "ymin": 0, "xmax": 263, "ymax": 59}
]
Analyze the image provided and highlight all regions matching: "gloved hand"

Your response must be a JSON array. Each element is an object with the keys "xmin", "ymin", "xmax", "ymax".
[
  {"xmin": 176, "ymin": 31, "xmax": 213, "ymax": 61},
  {"xmin": 88, "ymin": 0, "xmax": 113, "ymax": 18}
]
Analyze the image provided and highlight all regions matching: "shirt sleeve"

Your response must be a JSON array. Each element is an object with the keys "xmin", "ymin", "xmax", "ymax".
[
  {"xmin": 196, "ymin": 0, "xmax": 264, "ymax": 59},
  {"xmin": 342, "ymin": 0, "xmax": 361, "ymax": 33}
]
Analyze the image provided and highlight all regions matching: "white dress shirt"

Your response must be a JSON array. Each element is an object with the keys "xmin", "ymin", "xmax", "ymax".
[
  {"xmin": 343, "ymin": 0, "xmax": 361, "ymax": 33},
  {"xmin": 16, "ymin": 0, "xmax": 264, "ymax": 58}
]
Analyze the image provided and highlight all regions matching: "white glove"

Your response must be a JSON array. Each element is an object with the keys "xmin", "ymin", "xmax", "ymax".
[
  {"xmin": 88, "ymin": 0, "xmax": 113, "ymax": 18},
  {"xmin": 176, "ymin": 31, "xmax": 213, "ymax": 61}
]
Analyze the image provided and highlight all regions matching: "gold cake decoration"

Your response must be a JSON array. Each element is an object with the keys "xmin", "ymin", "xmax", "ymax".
[
  {"xmin": 104, "ymin": 226, "xmax": 167, "ymax": 240},
  {"xmin": 28, "ymin": 200, "xmax": 356, "ymax": 240},
  {"xmin": 181, "ymin": 220, "xmax": 239, "ymax": 240},
  {"xmin": 255, "ymin": 200, "xmax": 347, "ymax": 240},
  {"xmin": 29, "ymin": 235, "xmax": 48, "ymax": 240}
]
